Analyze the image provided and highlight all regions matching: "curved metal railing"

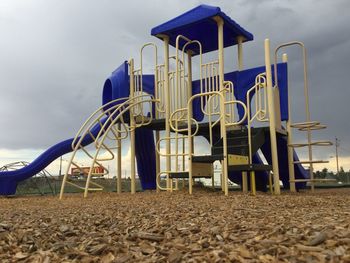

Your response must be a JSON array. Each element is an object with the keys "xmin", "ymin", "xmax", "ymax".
[
  {"xmin": 59, "ymin": 94, "xmax": 158, "ymax": 198},
  {"xmin": 246, "ymin": 73, "xmax": 269, "ymax": 162}
]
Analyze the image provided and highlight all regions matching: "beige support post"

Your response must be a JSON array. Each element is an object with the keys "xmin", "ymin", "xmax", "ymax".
[
  {"xmin": 250, "ymin": 171, "xmax": 256, "ymax": 196},
  {"xmin": 242, "ymin": 175, "xmax": 248, "ymax": 193},
  {"xmin": 237, "ymin": 35, "xmax": 248, "ymax": 193},
  {"xmin": 268, "ymin": 172, "xmax": 273, "ymax": 194},
  {"xmin": 187, "ymin": 50, "xmax": 194, "ymax": 193},
  {"xmin": 187, "ymin": 51, "xmax": 193, "ymax": 116},
  {"xmin": 237, "ymin": 36, "xmax": 244, "ymax": 70},
  {"xmin": 117, "ymin": 123, "xmax": 122, "ymax": 194},
  {"xmin": 129, "ymin": 59, "xmax": 136, "ymax": 194},
  {"xmin": 155, "ymin": 61, "xmax": 161, "ymax": 193},
  {"xmin": 214, "ymin": 16, "xmax": 228, "ymax": 196},
  {"xmin": 163, "ymin": 35, "xmax": 171, "ymax": 190},
  {"xmin": 264, "ymin": 39, "xmax": 281, "ymax": 195},
  {"xmin": 284, "ymin": 53, "xmax": 296, "ymax": 192},
  {"xmin": 155, "ymin": 131, "xmax": 160, "ymax": 192}
]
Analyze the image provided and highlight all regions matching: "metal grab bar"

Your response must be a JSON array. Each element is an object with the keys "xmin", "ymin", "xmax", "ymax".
[
  {"xmin": 156, "ymin": 135, "xmax": 191, "ymax": 157},
  {"xmin": 156, "ymin": 171, "xmax": 180, "ymax": 192},
  {"xmin": 246, "ymin": 74, "xmax": 269, "ymax": 161},
  {"xmin": 155, "ymin": 64, "xmax": 166, "ymax": 118},
  {"xmin": 169, "ymin": 108, "xmax": 199, "ymax": 134},
  {"xmin": 274, "ymin": 42, "xmax": 310, "ymax": 124},
  {"xmin": 175, "ymin": 35, "xmax": 202, "ymax": 116},
  {"xmin": 221, "ymin": 80, "xmax": 248, "ymax": 127}
]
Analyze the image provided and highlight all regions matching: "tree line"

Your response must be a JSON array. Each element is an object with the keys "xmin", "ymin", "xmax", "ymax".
[{"xmin": 315, "ymin": 167, "xmax": 350, "ymax": 183}]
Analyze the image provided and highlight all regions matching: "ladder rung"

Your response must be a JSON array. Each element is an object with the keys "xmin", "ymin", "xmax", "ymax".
[
  {"xmin": 87, "ymin": 188, "xmax": 104, "ymax": 191},
  {"xmin": 290, "ymin": 179, "xmax": 337, "ymax": 183},
  {"xmin": 298, "ymin": 125, "xmax": 327, "ymax": 131},
  {"xmin": 293, "ymin": 160, "xmax": 329, "ymax": 164},
  {"xmin": 290, "ymin": 121, "xmax": 320, "ymax": 129},
  {"xmin": 290, "ymin": 121, "xmax": 328, "ymax": 131},
  {"xmin": 289, "ymin": 140, "xmax": 333, "ymax": 148}
]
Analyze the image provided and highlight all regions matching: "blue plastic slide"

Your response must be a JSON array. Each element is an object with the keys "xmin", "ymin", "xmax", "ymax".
[
  {"xmin": 135, "ymin": 127, "xmax": 156, "ymax": 190},
  {"xmin": 260, "ymin": 135, "xmax": 309, "ymax": 190},
  {"xmin": 0, "ymin": 119, "xmax": 106, "ymax": 195}
]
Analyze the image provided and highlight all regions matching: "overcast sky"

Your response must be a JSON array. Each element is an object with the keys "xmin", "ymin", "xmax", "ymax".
[{"xmin": 1, "ymin": 0, "xmax": 350, "ymax": 173}]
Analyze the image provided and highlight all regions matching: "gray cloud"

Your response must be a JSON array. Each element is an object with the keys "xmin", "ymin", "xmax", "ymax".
[{"xmin": 1, "ymin": 0, "xmax": 349, "ymax": 163}]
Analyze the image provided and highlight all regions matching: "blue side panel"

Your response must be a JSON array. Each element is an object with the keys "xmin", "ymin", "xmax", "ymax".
[
  {"xmin": 0, "ymin": 118, "xmax": 107, "ymax": 195},
  {"xmin": 135, "ymin": 128, "xmax": 156, "ymax": 190},
  {"xmin": 227, "ymin": 154, "xmax": 268, "ymax": 192},
  {"xmin": 260, "ymin": 134, "xmax": 308, "ymax": 190},
  {"xmin": 231, "ymin": 63, "xmax": 288, "ymax": 123},
  {"xmin": 142, "ymin": 74, "xmax": 156, "ymax": 97},
  {"xmin": 191, "ymin": 63, "xmax": 288, "ymax": 123}
]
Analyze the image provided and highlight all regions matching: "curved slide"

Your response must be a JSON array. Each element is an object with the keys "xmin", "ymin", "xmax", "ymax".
[
  {"xmin": 1, "ymin": 61, "xmax": 157, "ymax": 196},
  {"xmin": 0, "ymin": 119, "xmax": 106, "ymax": 195}
]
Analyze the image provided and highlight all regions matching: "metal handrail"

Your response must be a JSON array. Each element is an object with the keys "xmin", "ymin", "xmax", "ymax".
[
  {"xmin": 246, "ymin": 74, "xmax": 268, "ymax": 161},
  {"xmin": 82, "ymin": 96, "xmax": 157, "ymax": 197},
  {"xmin": 60, "ymin": 95, "xmax": 158, "ymax": 198},
  {"xmin": 71, "ymin": 97, "xmax": 129, "ymax": 149}
]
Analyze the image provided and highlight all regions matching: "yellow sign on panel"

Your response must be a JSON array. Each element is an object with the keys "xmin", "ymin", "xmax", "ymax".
[{"xmin": 228, "ymin": 154, "xmax": 248, "ymax": 166}]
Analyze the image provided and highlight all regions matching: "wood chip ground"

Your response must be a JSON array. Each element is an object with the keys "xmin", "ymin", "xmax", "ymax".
[{"xmin": 0, "ymin": 188, "xmax": 349, "ymax": 262}]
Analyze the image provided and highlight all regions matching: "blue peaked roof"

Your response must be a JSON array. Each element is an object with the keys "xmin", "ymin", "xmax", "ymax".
[{"xmin": 151, "ymin": 5, "xmax": 254, "ymax": 55}]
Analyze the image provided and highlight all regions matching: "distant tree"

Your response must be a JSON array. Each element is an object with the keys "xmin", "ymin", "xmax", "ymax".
[
  {"xmin": 314, "ymin": 170, "xmax": 321, "ymax": 179},
  {"xmin": 338, "ymin": 166, "xmax": 347, "ymax": 183},
  {"xmin": 320, "ymin": 167, "xmax": 328, "ymax": 179}
]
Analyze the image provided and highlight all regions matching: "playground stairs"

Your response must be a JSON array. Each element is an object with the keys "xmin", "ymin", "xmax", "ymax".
[{"xmin": 169, "ymin": 126, "xmax": 273, "ymax": 179}]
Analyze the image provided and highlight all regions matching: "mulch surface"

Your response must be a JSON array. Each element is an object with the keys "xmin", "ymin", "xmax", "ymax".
[{"xmin": 0, "ymin": 188, "xmax": 349, "ymax": 262}]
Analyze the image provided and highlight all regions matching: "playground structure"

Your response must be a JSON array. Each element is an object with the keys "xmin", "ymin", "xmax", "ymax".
[{"xmin": 0, "ymin": 5, "xmax": 333, "ymax": 197}]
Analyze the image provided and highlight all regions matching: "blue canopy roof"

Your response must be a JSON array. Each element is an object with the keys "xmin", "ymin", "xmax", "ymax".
[{"xmin": 151, "ymin": 5, "xmax": 253, "ymax": 55}]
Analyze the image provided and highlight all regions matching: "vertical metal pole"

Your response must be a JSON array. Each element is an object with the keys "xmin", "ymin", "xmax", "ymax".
[
  {"xmin": 59, "ymin": 156, "xmax": 62, "ymax": 177},
  {"xmin": 214, "ymin": 16, "xmax": 228, "ymax": 196},
  {"xmin": 301, "ymin": 47, "xmax": 314, "ymax": 192},
  {"xmin": 284, "ymin": 53, "xmax": 296, "ymax": 192},
  {"xmin": 187, "ymin": 51, "xmax": 193, "ymax": 117},
  {"xmin": 155, "ymin": 131, "xmax": 160, "ymax": 192},
  {"xmin": 155, "ymin": 63, "xmax": 161, "ymax": 193},
  {"xmin": 335, "ymin": 137, "xmax": 339, "ymax": 176},
  {"xmin": 163, "ymin": 35, "xmax": 171, "ymax": 190},
  {"xmin": 237, "ymin": 36, "xmax": 244, "ymax": 70},
  {"xmin": 264, "ymin": 39, "xmax": 281, "ymax": 195},
  {"xmin": 129, "ymin": 59, "xmax": 136, "ymax": 194},
  {"xmin": 250, "ymin": 171, "xmax": 256, "ymax": 196},
  {"xmin": 186, "ymin": 51, "xmax": 193, "ymax": 191},
  {"xmin": 117, "ymin": 123, "xmax": 122, "ymax": 194},
  {"xmin": 237, "ymin": 35, "xmax": 248, "ymax": 193}
]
